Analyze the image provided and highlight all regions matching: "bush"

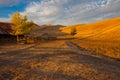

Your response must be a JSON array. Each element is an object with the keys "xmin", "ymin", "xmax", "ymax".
[{"xmin": 70, "ymin": 27, "xmax": 77, "ymax": 35}]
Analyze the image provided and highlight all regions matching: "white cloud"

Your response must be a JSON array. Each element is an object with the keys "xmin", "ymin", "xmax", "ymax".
[
  {"xmin": 21, "ymin": 0, "xmax": 70, "ymax": 25},
  {"xmin": 1, "ymin": 0, "xmax": 120, "ymax": 25},
  {"xmin": 19, "ymin": 0, "xmax": 120, "ymax": 25},
  {"xmin": 0, "ymin": 17, "xmax": 10, "ymax": 22},
  {"xmin": 0, "ymin": 0, "xmax": 20, "ymax": 6}
]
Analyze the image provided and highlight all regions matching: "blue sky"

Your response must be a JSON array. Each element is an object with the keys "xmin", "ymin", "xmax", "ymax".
[{"xmin": 0, "ymin": 0, "xmax": 120, "ymax": 25}]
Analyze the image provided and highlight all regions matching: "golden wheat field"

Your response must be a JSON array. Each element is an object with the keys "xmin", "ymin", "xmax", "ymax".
[{"xmin": 61, "ymin": 17, "xmax": 120, "ymax": 59}]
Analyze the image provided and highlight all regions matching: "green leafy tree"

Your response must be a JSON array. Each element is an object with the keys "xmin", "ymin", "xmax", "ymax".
[
  {"xmin": 70, "ymin": 27, "xmax": 77, "ymax": 35},
  {"xmin": 11, "ymin": 12, "xmax": 34, "ymax": 43}
]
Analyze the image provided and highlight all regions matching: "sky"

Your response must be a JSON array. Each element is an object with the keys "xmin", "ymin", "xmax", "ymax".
[{"xmin": 0, "ymin": 0, "xmax": 120, "ymax": 25}]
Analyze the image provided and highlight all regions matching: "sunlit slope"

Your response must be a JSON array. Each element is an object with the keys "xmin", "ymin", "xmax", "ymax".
[
  {"xmin": 61, "ymin": 17, "xmax": 120, "ymax": 41},
  {"xmin": 61, "ymin": 17, "xmax": 120, "ymax": 59},
  {"xmin": 90, "ymin": 25, "xmax": 120, "ymax": 40},
  {"xmin": 60, "ymin": 24, "xmax": 85, "ymax": 34}
]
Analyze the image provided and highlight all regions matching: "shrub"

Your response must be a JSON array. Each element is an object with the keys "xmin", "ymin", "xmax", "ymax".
[{"xmin": 70, "ymin": 27, "xmax": 77, "ymax": 35}]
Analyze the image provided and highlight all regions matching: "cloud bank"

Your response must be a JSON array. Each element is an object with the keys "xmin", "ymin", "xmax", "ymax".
[
  {"xmin": 21, "ymin": 0, "xmax": 120, "ymax": 25},
  {"xmin": 0, "ymin": 0, "xmax": 120, "ymax": 25},
  {"xmin": 0, "ymin": 0, "xmax": 20, "ymax": 6}
]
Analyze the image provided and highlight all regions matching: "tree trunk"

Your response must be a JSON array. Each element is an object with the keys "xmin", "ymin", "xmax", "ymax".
[{"xmin": 17, "ymin": 35, "xmax": 19, "ymax": 43}]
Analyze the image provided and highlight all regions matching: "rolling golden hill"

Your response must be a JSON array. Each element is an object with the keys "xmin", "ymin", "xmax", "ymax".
[
  {"xmin": 61, "ymin": 17, "xmax": 120, "ymax": 40},
  {"xmin": 61, "ymin": 17, "xmax": 120, "ymax": 59}
]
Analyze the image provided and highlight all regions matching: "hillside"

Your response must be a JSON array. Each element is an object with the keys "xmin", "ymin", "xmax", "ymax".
[
  {"xmin": 60, "ymin": 24, "xmax": 85, "ymax": 34},
  {"xmin": 61, "ymin": 17, "xmax": 120, "ymax": 40},
  {"xmin": 61, "ymin": 17, "xmax": 120, "ymax": 58}
]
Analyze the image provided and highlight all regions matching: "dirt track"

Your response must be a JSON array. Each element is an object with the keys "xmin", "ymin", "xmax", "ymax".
[{"xmin": 0, "ymin": 26, "xmax": 120, "ymax": 80}]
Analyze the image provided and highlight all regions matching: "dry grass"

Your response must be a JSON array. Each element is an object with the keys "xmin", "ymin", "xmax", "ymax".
[
  {"xmin": 73, "ymin": 39, "xmax": 120, "ymax": 59},
  {"xmin": 60, "ymin": 17, "xmax": 120, "ymax": 59},
  {"xmin": 0, "ymin": 40, "xmax": 119, "ymax": 80},
  {"xmin": 0, "ymin": 25, "xmax": 120, "ymax": 80},
  {"xmin": 60, "ymin": 24, "xmax": 85, "ymax": 34}
]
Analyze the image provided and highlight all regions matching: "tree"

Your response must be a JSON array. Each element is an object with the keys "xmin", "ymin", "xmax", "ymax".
[
  {"xmin": 11, "ymin": 12, "xmax": 34, "ymax": 43},
  {"xmin": 70, "ymin": 27, "xmax": 77, "ymax": 35}
]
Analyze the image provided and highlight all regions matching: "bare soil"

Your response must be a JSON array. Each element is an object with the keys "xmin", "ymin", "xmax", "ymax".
[{"xmin": 0, "ymin": 26, "xmax": 120, "ymax": 80}]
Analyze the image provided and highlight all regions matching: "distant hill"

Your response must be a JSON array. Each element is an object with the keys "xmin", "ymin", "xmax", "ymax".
[
  {"xmin": 60, "ymin": 24, "xmax": 85, "ymax": 34},
  {"xmin": 0, "ymin": 22, "xmax": 64, "ymax": 37},
  {"xmin": 61, "ymin": 17, "xmax": 120, "ymax": 58},
  {"xmin": 30, "ymin": 24, "xmax": 65, "ymax": 37},
  {"xmin": 0, "ymin": 22, "xmax": 12, "ymax": 34},
  {"xmin": 61, "ymin": 17, "xmax": 120, "ymax": 41}
]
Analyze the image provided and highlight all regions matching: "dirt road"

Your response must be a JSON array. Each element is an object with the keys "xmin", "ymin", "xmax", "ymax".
[{"xmin": 0, "ymin": 26, "xmax": 120, "ymax": 80}]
